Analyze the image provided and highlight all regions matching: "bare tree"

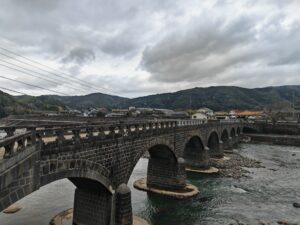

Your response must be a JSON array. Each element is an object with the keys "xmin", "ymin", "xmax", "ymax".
[{"xmin": 264, "ymin": 101, "xmax": 291, "ymax": 124}]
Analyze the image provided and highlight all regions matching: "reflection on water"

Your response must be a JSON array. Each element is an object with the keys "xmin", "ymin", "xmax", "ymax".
[{"xmin": 0, "ymin": 144, "xmax": 300, "ymax": 225}]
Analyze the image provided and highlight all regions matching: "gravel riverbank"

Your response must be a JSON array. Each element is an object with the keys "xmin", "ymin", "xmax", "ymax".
[{"xmin": 210, "ymin": 152, "xmax": 262, "ymax": 179}]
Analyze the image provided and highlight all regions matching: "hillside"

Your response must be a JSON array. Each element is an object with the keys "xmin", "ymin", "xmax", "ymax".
[
  {"xmin": 49, "ymin": 93, "xmax": 128, "ymax": 109},
  {"xmin": 118, "ymin": 86, "xmax": 300, "ymax": 111},
  {"xmin": 0, "ymin": 90, "xmax": 24, "ymax": 118},
  {"xmin": 1, "ymin": 85, "xmax": 300, "ymax": 118},
  {"xmin": 0, "ymin": 91, "xmax": 67, "ymax": 118},
  {"xmin": 14, "ymin": 95, "xmax": 66, "ymax": 112}
]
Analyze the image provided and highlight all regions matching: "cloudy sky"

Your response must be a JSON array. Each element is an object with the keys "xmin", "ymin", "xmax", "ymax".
[{"xmin": 0, "ymin": 0, "xmax": 300, "ymax": 97}]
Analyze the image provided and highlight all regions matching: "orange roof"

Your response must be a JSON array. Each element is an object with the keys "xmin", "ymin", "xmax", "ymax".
[{"xmin": 235, "ymin": 111, "xmax": 263, "ymax": 116}]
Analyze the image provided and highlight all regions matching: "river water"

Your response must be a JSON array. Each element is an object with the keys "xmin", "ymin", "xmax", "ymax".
[{"xmin": 0, "ymin": 144, "xmax": 299, "ymax": 225}]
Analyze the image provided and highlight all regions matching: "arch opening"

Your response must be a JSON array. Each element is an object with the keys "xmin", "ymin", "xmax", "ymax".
[
  {"xmin": 184, "ymin": 136, "xmax": 209, "ymax": 169},
  {"xmin": 208, "ymin": 131, "xmax": 222, "ymax": 158},
  {"xmin": 148, "ymin": 144, "xmax": 177, "ymax": 162}
]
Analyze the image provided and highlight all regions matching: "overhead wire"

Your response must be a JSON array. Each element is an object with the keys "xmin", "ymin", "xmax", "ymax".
[
  {"xmin": 0, "ymin": 46, "xmax": 118, "ymax": 95},
  {"xmin": 0, "ymin": 59, "xmax": 91, "ymax": 94},
  {"xmin": 0, "ymin": 75, "xmax": 70, "ymax": 96},
  {"xmin": 0, "ymin": 51, "xmax": 99, "ymax": 94},
  {"xmin": 0, "ymin": 86, "xmax": 29, "ymax": 95}
]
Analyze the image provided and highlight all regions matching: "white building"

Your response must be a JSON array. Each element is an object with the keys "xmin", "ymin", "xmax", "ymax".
[
  {"xmin": 192, "ymin": 108, "xmax": 214, "ymax": 120},
  {"xmin": 196, "ymin": 108, "xmax": 214, "ymax": 116},
  {"xmin": 192, "ymin": 112, "xmax": 209, "ymax": 120}
]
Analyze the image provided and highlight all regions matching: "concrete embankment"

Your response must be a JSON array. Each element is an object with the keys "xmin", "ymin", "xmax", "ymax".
[{"xmin": 245, "ymin": 133, "xmax": 300, "ymax": 146}]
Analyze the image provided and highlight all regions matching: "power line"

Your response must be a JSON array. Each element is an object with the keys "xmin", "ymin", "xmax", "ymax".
[
  {"xmin": 0, "ymin": 51, "xmax": 101, "ymax": 93},
  {"xmin": 0, "ymin": 59, "xmax": 91, "ymax": 94},
  {"xmin": 0, "ymin": 75, "xmax": 70, "ymax": 96},
  {"xmin": 0, "ymin": 46, "xmax": 117, "ymax": 95},
  {"xmin": 0, "ymin": 86, "xmax": 29, "ymax": 95}
]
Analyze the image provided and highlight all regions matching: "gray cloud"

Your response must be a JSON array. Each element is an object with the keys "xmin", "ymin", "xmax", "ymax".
[
  {"xmin": 141, "ymin": 1, "xmax": 300, "ymax": 86},
  {"xmin": 0, "ymin": 0, "xmax": 299, "ymax": 97},
  {"xmin": 61, "ymin": 48, "xmax": 95, "ymax": 65}
]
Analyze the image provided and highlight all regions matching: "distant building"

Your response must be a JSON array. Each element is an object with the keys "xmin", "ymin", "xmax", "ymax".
[
  {"xmin": 105, "ymin": 112, "xmax": 127, "ymax": 118},
  {"xmin": 169, "ymin": 111, "xmax": 189, "ymax": 119},
  {"xmin": 112, "ymin": 109, "xmax": 129, "ymax": 114},
  {"xmin": 196, "ymin": 108, "xmax": 214, "ymax": 117},
  {"xmin": 88, "ymin": 108, "xmax": 108, "ymax": 117},
  {"xmin": 215, "ymin": 111, "xmax": 230, "ymax": 120},
  {"xmin": 192, "ymin": 112, "xmax": 209, "ymax": 120},
  {"xmin": 192, "ymin": 108, "xmax": 214, "ymax": 120},
  {"xmin": 232, "ymin": 110, "xmax": 264, "ymax": 119}
]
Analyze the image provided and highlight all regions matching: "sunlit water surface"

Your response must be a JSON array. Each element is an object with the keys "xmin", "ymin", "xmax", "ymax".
[{"xmin": 0, "ymin": 144, "xmax": 299, "ymax": 225}]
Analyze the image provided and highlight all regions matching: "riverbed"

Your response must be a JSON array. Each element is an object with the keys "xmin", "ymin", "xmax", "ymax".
[{"xmin": 0, "ymin": 144, "xmax": 299, "ymax": 225}]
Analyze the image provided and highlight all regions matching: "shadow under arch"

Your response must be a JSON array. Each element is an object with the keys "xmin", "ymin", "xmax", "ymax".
[
  {"xmin": 208, "ymin": 131, "xmax": 223, "ymax": 158},
  {"xmin": 184, "ymin": 136, "xmax": 209, "ymax": 169}
]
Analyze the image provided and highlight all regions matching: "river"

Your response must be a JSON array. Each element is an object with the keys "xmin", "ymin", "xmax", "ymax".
[{"xmin": 0, "ymin": 144, "xmax": 299, "ymax": 225}]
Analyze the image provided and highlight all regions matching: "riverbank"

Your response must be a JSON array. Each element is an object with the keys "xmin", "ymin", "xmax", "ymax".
[
  {"xmin": 245, "ymin": 133, "xmax": 300, "ymax": 147},
  {"xmin": 209, "ymin": 152, "xmax": 262, "ymax": 179}
]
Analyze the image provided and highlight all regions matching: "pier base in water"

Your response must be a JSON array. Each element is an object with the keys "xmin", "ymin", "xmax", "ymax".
[
  {"xmin": 133, "ymin": 177, "xmax": 199, "ymax": 199},
  {"xmin": 186, "ymin": 166, "xmax": 219, "ymax": 174}
]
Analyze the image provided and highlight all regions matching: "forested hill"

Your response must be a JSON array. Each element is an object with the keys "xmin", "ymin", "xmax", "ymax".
[
  {"xmin": 117, "ymin": 86, "xmax": 300, "ymax": 111},
  {"xmin": 1, "ymin": 85, "xmax": 300, "ymax": 117}
]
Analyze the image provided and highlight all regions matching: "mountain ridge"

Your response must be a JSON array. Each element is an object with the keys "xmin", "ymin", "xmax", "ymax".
[{"xmin": 1, "ymin": 85, "xmax": 300, "ymax": 118}]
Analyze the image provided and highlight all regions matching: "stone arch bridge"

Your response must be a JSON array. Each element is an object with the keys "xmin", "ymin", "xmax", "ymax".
[{"xmin": 0, "ymin": 119, "xmax": 244, "ymax": 225}]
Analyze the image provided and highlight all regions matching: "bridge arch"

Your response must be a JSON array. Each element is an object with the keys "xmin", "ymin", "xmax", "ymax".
[
  {"xmin": 40, "ymin": 160, "xmax": 116, "ymax": 225},
  {"xmin": 208, "ymin": 131, "xmax": 223, "ymax": 158},
  {"xmin": 40, "ymin": 160, "xmax": 113, "ymax": 191},
  {"xmin": 0, "ymin": 157, "xmax": 114, "ymax": 225},
  {"xmin": 184, "ymin": 135, "xmax": 209, "ymax": 169}
]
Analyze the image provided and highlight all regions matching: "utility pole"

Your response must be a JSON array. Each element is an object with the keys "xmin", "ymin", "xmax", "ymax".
[{"xmin": 293, "ymin": 91, "xmax": 295, "ymax": 119}]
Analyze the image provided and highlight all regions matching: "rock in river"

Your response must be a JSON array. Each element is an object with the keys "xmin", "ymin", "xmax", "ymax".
[{"xmin": 293, "ymin": 202, "xmax": 300, "ymax": 208}]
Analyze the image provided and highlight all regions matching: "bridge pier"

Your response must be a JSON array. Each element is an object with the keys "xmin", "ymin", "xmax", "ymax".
[
  {"xmin": 147, "ymin": 157, "xmax": 186, "ymax": 190},
  {"xmin": 232, "ymin": 134, "xmax": 239, "ymax": 148},
  {"xmin": 134, "ymin": 154, "xmax": 198, "ymax": 198},
  {"xmin": 209, "ymin": 141, "xmax": 224, "ymax": 158},
  {"xmin": 223, "ymin": 137, "xmax": 233, "ymax": 150},
  {"xmin": 115, "ymin": 184, "xmax": 133, "ymax": 225},
  {"xmin": 185, "ymin": 146, "xmax": 210, "ymax": 170},
  {"xmin": 72, "ymin": 186, "xmax": 112, "ymax": 225}
]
